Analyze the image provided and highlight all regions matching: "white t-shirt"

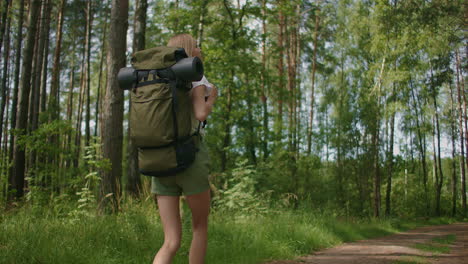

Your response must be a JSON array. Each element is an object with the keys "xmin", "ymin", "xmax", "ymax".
[
  {"xmin": 192, "ymin": 75, "xmax": 213, "ymax": 97},
  {"xmin": 190, "ymin": 75, "xmax": 214, "ymax": 134}
]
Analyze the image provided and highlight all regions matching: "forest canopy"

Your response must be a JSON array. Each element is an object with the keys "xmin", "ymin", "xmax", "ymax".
[{"xmin": 0, "ymin": 0, "xmax": 466, "ymax": 217}]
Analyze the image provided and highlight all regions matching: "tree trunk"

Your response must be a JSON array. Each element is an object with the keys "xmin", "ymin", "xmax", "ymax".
[
  {"xmin": 0, "ymin": 0, "xmax": 12, "ymax": 149},
  {"xmin": 196, "ymin": 0, "xmax": 208, "ymax": 47},
  {"xmin": 385, "ymin": 98, "xmax": 395, "ymax": 217},
  {"xmin": 95, "ymin": 15, "xmax": 108, "ymax": 137},
  {"xmin": 455, "ymin": 50, "xmax": 467, "ymax": 215},
  {"xmin": 260, "ymin": 0, "xmax": 268, "ymax": 160},
  {"xmin": 275, "ymin": 1, "xmax": 285, "ymax": 144},
  {"xmin": 410, "ymin": 77, "xmax": 430, "ymax": 213},
  {"xmin": 48, "ymin": 0, "xmax": 66, "ymax": 121},
  {"xmin": 99, "ymin": 0, "xmax": 128, "ymax": 214},
  {"xmin": 11, "ymin": 0, "xmax": 41, "ymax": 200},
  {"xmin": 85, "ymin": 0, "xmax": 94, "ymax": 147},
  {"xmin": 28, "ymin": 0, "xmax": 50, "ymax": 181},
  {"xmin": 8, "ymin": 0, "xmax": 25, "ymax": 190},
  {"xmin": 127, "ymin": 0, "xmax": 147, "ymax": 198},
  {"xmin": 307, "ymin": 9, "xmax": 320, "ymax": 155},
  {"xmin": 0, "ymin": 0, "xmax": 10, "ymax": 56},
  {"xmin": 449, "ymin": 82, "xmax": 457, "ymax": 217},
  {"xmin": 373, "ymin": 57, "xmax": 385, "ymax": 218},
  {"xmin": 245, "ymin": 73, "xmax": 257, "ymax": 165},
  {"xmin": 39, "ymin": 0, "xmax": 52, "ymax": 114}
]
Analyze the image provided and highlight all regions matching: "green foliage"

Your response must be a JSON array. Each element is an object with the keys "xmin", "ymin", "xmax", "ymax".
[
  {"xmin": 213, "ymin": 159, "xmax": 270, "ymax": 216},
  {"xmin": 71, "ymin": 138, "xmax": 111, "ymax": 217}
]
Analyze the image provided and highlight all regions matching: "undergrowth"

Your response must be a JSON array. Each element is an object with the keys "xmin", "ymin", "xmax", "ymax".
[{"xmin": 0, "ymin": 197, "xmax": 460, "ymax": 264}]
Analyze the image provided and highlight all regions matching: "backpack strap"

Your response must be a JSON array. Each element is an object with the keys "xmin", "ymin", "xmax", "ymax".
[
  {"xmin": 136, "ymin": 79, "xmax": 169, "ymax": 88},
  {"xmin": 170, "ymin": 80, "xmax": 179, "ymax": 144}
]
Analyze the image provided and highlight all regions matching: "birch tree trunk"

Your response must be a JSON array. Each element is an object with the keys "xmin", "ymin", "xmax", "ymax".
[
  {"xmin": 455, "ymin": 50, "xmax": 467, "ymax": 214},
  {"xmin": 449, "ymin": 82, "xmax": 457, "ymax": 216}
]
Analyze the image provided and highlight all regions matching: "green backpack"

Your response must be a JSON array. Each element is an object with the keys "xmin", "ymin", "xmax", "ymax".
[{"xmin": 127, "ymin": 46, "xmax": 202, "ymax": 177}]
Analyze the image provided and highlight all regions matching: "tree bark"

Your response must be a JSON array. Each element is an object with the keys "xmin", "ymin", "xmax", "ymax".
[
  {"xmin": 95, "ymin": 14, "xmax": 108, "ymax": 137},
  {"xmin": 99, "ymin": 0, "xmax": 128, "ymax": 214},
  {"xmin": 455, "ymin": 50, "xmax": 467, "ymax": 214},
  {"xmin": 260, "ymin": 0, "xmax": 268, "ymax": 160},
  {"xmin": 11, "ymin": 0, "xmax": 41, "ymax": 200},
  {"xmin": 430, "ymin": 65, "xmax": 443, "ymax": 216},
  {"xmin": 8, "ymin": 0, "xmax": 25, "ymax": 191},
  {"xmin": 85, "ymin": 0, "xmax": 94, "ymax": 147},
  {"xmin": 0, "ymin": 0, "xmax": 10, "ymax": 56},
  {"xmin": 196, "ymin": 0, "xmax": 208, "ymax": 47},
  {"xmin": 48, "ymin": 0, "xmax": 66, "ymax": 121},
  {"xmin": 0, "ymin": 0, "xmax": 12, "ymax": 149},
  {"xmin": 307, "ymin": 8, "xmax": 320, "ymax": 155},
  {"xmin": 39, "ymin": 0, "xmax": 52, "ymax": 114},
  {"xmin": 449, "ymin": 82, "xmax": 457, "ymax": 216},
  {"xmin": 127, "ymin": 0, "xmax": 147, "ymax": 198},
  {"xmin": 275, "ymin": 0, "xmax": 285, "ymax": 144},
  {"xmin": 410, "ymin": 76, "xmax": 430, "ymax": 213},
  {"xmin": 385, "ymin": 93, "xmax": 395, "ymax": 217}
]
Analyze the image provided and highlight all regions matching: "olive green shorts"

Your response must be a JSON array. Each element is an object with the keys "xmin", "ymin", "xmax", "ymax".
[{"xmin": 151, "ymin": 142, "xmax": 210, "ymax": 196}]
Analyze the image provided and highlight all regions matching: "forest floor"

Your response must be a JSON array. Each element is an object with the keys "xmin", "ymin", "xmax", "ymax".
[{"xmin": 264, "ymin": 222, "xmax": 468, "ymax": 264}]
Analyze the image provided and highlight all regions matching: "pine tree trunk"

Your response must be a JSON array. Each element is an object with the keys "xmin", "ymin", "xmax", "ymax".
[
  {"xmin": 8, "ymin": 0, "xmax": 25, "ymax": 188},
  {"xmin": 245, "ymin": 73, "xmax": 257, "ymax": 165},
  {"xmin": 85, "ymin": 0, "xmax": 93, "ymax": 147},
  {"xmin": 28, "ymin": 0, "xmax": 50, "ymax": 182},
  {"xmin": 99, "ymin": 0, "xmax": 128, "ymax": 214},
  {"xmin": 11, "ymin": 0, "xmax": 41, "ymax": 200},
  {"xmin": 0, "ymin": 0, "xmax": 10, "ymax": 56},
  {"xmin": 275, "ymin": 1, "xmax": 285, "ymax": 144},
  {"xmin": 39, "ymin": 0, "xmax": 52, "ymax": 114},
  {"xmin": 0, "ymin": 0, "xmax": 12, "ymax": 150},
  {"xmin": 48, "ymin": 0, "xmax": 66, "ymax": 121},
  {"xmin": 260, "ymin": 0, "xmax": 268, "ymax": 160},
  {"xmin": 127, "ymin": 0, "xmax": 147, "ymax": 198},
  {"xmin": 75, "ymin": 45, "xmax": 87, "ymax": 168},
  {"xmin": 95, "ymin": 15, "xmax": 108, "ymax": 137},
  {"xmin": 307, "ymin": 9, "xmax": 320, "ymax": 155},
  {"xmin": 94, "ymin": 13, "xmax": 108, "ymax": 137}
]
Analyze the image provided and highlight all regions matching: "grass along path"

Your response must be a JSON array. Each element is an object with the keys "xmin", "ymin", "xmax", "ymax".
[{"xmin": 0, "ymin": 201, "xmax": 461, "ymax": 264}]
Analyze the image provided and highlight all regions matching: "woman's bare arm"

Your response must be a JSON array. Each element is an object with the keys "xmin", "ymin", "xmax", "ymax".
[{"xmin": 191, "ymin": 84, "xmax": 218, "ymax": 122}]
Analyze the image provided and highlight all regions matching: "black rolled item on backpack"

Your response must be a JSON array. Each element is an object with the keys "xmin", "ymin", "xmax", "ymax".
[
  {"xmin": 117, "ymin": 56, "xmax": 203, "ymax": 90},
  {"xmin": 171, "ymin": 57, "xmax": 203, "ymax": 82},
  {"xmin": 117, "ymin": 67, "xmax": 138, "ymax": 90}
]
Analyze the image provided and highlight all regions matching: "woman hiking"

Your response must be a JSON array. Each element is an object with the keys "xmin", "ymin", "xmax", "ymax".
[{"xmin": 152, "ymin": 33, "xmax": 218, "ymax": 264}]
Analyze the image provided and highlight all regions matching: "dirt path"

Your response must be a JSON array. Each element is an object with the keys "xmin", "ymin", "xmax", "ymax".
[{"xmin": 264, "ymin": 222, "xmax": 468, "ymax": 264}]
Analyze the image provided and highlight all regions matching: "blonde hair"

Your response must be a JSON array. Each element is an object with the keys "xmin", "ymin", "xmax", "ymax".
[{"xmin": 167, "ymin": 34, "xmax": 197, "ymax": 57}]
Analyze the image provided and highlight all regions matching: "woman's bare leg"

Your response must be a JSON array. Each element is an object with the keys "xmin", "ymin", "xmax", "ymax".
[
  {"xmin": 185, "ymin": 189, "xmax": 211, "ymax": 264},
  {"xmin": 153, "ymin": 195, "xmax": 182, "ymax": 264}
]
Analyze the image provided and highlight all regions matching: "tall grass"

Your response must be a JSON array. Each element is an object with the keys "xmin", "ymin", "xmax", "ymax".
[{"xmin": 0, "ymin": 199, "xmax": 458, "ymax": 264}]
